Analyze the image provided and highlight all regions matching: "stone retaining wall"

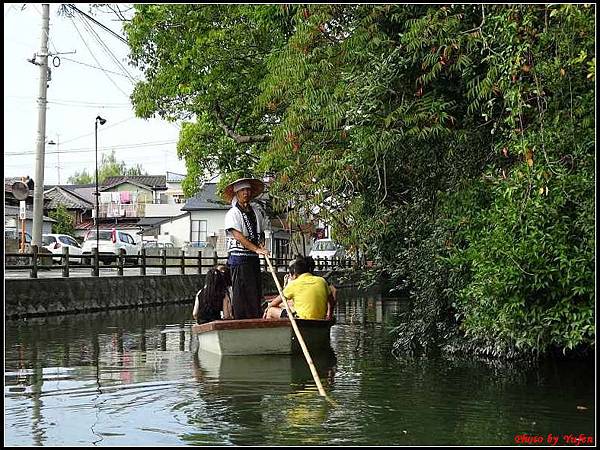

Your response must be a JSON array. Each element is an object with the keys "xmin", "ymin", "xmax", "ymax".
[{"xmin": 5, "ymin": 272, "xmax": 284, "ymax": 319}]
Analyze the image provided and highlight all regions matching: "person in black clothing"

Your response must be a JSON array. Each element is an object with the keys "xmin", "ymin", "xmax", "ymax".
[
  {"xmin": 192, "ymin": 268, "xmax": 232, "ymax": 324},
  {"xmin": 222, "ymin": 177, "xmax": 270, "ymax": 319}
]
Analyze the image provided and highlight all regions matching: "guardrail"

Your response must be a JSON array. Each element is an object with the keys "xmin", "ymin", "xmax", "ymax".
[{"xmin": 4, "ymin": 245, "xmax": 359, "ymax": 278}]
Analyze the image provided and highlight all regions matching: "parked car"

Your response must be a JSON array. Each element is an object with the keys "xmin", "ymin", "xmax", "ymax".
[
  {"xmin": 309, "ymin": 238, "xmax": 346, "ymax": 261},
  {"xmin": 42, "ymin": 233, "xmax": 83, "ymax": 263},
  {"xmin": 81, "ymin": 229, "xmax": 141, "ymax": 265}
]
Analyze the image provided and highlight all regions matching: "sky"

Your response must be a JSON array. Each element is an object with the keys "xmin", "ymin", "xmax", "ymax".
[{"xmin": 3, "ymin": 3, "xmax": 187, "ymax": 186}]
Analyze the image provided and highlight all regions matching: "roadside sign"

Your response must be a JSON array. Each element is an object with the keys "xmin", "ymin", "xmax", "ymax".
[{"xmin": 19, "ymin": 201, "xmax": 26, "ymax": 220}]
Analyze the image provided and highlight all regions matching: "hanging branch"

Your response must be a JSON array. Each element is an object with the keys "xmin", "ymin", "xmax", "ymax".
[{"xmin": 213, "ymin": 102, "xmax": 271, "ymax": 144}]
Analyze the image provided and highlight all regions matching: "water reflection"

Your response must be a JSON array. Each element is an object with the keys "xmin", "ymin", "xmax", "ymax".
[
  {"xmin": 335, "ymin": 288, "xmax": 407, "ymax": 326},
  {"xmin": 4, "ymin": 293, "xmax": 595, "ymax": 446},
  {"xmin": 179, "ymin": 349, "xmax": 338, "ymax": 445}
]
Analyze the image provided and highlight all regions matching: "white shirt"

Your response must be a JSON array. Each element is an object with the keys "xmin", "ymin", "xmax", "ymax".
[{"xmin": 224, "ymin": 203, "xmax": 268, "ymax": 256}]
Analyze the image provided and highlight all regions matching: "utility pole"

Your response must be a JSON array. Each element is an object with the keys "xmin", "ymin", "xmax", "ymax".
[{"xmin": 31, "ymin": 3, "xmax": 50, "ymax": 247}]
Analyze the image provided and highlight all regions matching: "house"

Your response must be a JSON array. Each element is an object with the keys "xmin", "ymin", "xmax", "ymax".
[
  {"xmin": 5, "ymin": 177, "xmax": 55, "ymax": 239},
  {"xmin": 65, "ymin": 175, "xmax": 168, "ymax": 241},
  {"xmin": 43, "ymin": 184, "xmax": 95, "ymax": 240},
  {"xmin": 5, "ymin": 176, "xmax": 35, "ymax": 207},
  {"xmin": 172, "ymin": 183, "xmax": 312, "ymax": 258},
  {"xmin": 144, "ymin": 171, "xmax": 187, "ymax": 217},
  {"xmin": 4, "ymin": 206, "xmax": 56, "ymax": 238},
  {"xmin": 165, "ymin": 171, "xmax": 187, "ymax": 205}
]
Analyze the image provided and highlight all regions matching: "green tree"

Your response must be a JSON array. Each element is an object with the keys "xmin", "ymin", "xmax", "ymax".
[
  {"xmin": 49, "ymin": 204, "xmax": 75, "ymax": 236},
  {"xmin": 67, "ymin": 169, "xmax": 93, "ymax": 185},
  {"xmin": 66, "ymin": 150, "xmax": 147, "ymax": 184},
  {"xmin": 124, "ymin": 4, "xmax": 595, "ymax": 358}
]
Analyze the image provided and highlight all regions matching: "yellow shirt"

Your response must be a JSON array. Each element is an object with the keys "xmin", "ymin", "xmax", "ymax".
[{"xmin": 282, "ymin": 273, "xmax": 329, "ymax": 320}]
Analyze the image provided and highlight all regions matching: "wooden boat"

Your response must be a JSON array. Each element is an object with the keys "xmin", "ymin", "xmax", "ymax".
[{"xmin": 191, "ymin": 318, "xmax": 334, "ymax": 356}]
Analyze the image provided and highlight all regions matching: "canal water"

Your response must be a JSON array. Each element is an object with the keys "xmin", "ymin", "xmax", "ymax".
[{"xmin": 4, "ymin": 290, "xmax": 595, "ymax": 446}]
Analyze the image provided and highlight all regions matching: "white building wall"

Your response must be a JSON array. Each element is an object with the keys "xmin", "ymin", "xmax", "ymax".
[
  {"xmin": 189, "ymin": 210, "xmax": 227, "ymax": 235},
  {"xmin": 158, "ymin": 214, "xmax": 191, "ymax": 247},
  {"xmin": 144, "ymin": 203, "xmax": 184, "ymax": 217},
  {"xmin": 165, "ymin": 181, "xmax": 184, "ymax": 205},
  {"xmin": 188, "ymin": 210, "xmax": 228, "ymax": 253}
]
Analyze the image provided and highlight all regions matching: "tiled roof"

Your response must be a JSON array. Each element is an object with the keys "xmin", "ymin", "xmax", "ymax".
[
  {"xmin": 181, "ymin": 183, "xmax": 230, "ymax": 211},
  {"xmin": 102, "ymin": 175, "xmax": 167, "ymax": 190},
  {"xmin": 44, "ymin": 186, "xmax": 94, "ymax": 210},
  {"xmin": 43, "ymin": 184, "xmax": 99, "ymax": 204},
  {"xmin": 64, "ymin": 186, "xmax": 97, "ymax": 204},
  {"xmin": 136, "ymin": 213, "xmax": 188, "ymax": 228}
]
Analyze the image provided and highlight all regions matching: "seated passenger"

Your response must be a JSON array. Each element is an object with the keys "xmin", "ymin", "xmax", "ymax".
[
  {"xmin": 216, "ymin": 264, "xmax": 233, "ymax": 319},
  {"xmin": 192, "ymin": 268, "xmax": 232, "ymax": 324},
  {"xmin": 263, "ymin": 257, "xmax": 333, "ymax": 320},
  {"xmin": 304, "ymin": 255, "xmax": 336, "ymax": 321}
]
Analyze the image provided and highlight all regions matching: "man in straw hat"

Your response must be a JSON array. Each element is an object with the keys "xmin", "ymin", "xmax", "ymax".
[{"xmin": 222, "ymin": 177, "xmax": 270, "ymax": 319}]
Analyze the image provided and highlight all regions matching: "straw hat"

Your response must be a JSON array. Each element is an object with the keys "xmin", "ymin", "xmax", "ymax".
[{"xmin": 222, "ymin": 177, "xmax": 265, "ymax": 204}]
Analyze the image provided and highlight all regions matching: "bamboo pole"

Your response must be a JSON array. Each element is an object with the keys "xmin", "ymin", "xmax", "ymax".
[{"xmin": 263, "ymin": 254, "xmax": 329, "ymax": 398}]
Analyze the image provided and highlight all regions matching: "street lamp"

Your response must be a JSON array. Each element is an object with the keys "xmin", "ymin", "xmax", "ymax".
[{"xmin": 95, "ymin": 115, "xmax": 107, "ymax": 251}]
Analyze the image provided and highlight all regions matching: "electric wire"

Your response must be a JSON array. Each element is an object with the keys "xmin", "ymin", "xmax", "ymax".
[
  {"xmin": 5, "ymin": 139, "xmax": 178, "ymax": 156},
  {"xmin": 60, "ymin": 57, "xmax": 132, "ymax": 79},
  {"xmin": 74, "ymin": 8, "xmax": 137, "ymax": 84},
  {"xmin": 69, "ymin": 13, "xmax": 130, "ymax": 97},
  {"xmin": 66, "ymin": 4, "xmax": 129, "ymax": 46}
]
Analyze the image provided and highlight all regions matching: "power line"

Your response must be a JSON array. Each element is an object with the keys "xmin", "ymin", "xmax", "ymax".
[
  {"xmin": 5, "ymin": 95, "xmax": 131, "ymax": 107},
  {"xmin": 66, "ymin": 4, "xmax": 129, "ymax": 46},
  {"xmin": 5, "ymin": 139, "xmax": 178, "ymax": 156},
  {"xmin": 75, "ymin": 8, "xmax": 137, "ymax": 84},
  {"xmin": 60, "ymin": 56, "xmax": 132, "ymax": 79},
  {"xmin": 69, "ymin": 14, "xmax": 130, "ymax": 97}
]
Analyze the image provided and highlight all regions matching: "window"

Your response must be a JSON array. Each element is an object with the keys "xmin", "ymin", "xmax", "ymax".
[
  {"xmin": 173, "ymin": 194, "xmax": 185, "ymax": 204},
  {"xmin": 191, "ymin": 219, "xmax": 208, "ymax": 243},
  {"xmin": 67, "ymin": 237, "xmax": 81, "ymax": 247},
  {"xmin": 119, "ymin": 232, "xmax": 129, "ymax": 243},
  {"xmin": 42, "ymin": 235, "xmax": 56, "ymax": 245},
  {"xmin": 86, "ymin": 231, "xmax": 112, "ymax": 241}
]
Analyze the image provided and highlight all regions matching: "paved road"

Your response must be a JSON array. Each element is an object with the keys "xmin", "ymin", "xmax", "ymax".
[
  {"xmin": 4, "ymin": 266, "xmax": 207, "ymax": 279},
  {"xmin": 4, "ymin": 265, "xmax": 291, "ymax": 279}
]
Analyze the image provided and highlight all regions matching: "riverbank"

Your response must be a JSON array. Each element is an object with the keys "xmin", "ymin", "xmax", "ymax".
[{"xmin": 4, "ymin": 269, "xmax": 368, "ymax": 319}]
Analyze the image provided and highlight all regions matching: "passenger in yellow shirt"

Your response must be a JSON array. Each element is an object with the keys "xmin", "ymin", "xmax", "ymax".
[{"xmin": 263, "ymin": 257, "xmax": 334, "ymax": 320}]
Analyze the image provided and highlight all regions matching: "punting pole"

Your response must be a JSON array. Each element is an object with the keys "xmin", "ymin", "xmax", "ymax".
[{"xmin": 263, "ymin": 254, "xmax": 330, "ymax": 399}]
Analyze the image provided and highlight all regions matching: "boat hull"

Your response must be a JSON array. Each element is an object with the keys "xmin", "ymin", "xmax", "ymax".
[{"xmin": 192, "ymin": 318, "xmax": 334, "ymax": 356}]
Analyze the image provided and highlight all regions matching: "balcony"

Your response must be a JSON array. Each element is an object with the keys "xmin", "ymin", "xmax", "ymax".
[{"xmin": 98, "ymin": 202, "xmax": 146, "ymax": 218}]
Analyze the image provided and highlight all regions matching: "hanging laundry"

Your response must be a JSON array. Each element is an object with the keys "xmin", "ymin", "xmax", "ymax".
[
  {"xmin": 120, "ymin": 191, "xmax": 131, "ymax": 204},
  {"xmin": 111, "ymin": 192, "xmax": 120, "ymax": 203},
  {"xmin": 100, "ymin": 192, "xmax": 112, "ymax": 203}
]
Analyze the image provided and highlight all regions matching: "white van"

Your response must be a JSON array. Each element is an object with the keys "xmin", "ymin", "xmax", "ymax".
[
  {"xmin": 81, "ymin": 229, "xmax": 141, "ymax": 265},
  {"xmin": 309, "ymin": 238, "xmax": 346, "ymax": 260}
]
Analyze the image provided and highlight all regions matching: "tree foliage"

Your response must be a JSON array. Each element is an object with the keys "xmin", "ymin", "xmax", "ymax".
[
  {"xmin": 49, "ymin": 204, "xmax": 75, "ymax": 236},
  {"xmin": 67, "ymin": 150, "xmax": 147, "ymax": 184},
  {"xmin": 125, "ymin": 4, "xmax": 595, "ymax": 358}
]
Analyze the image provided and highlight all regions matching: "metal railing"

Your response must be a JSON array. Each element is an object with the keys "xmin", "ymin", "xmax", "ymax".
[{"xmin": 4, "ymin": 245, "xmax": 359, "ymax": 278}]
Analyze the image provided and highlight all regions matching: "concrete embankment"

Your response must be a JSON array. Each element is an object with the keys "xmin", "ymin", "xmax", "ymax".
[{"xmin": 5, "ymin": 272, "xmax": 284, "ymax": 319}]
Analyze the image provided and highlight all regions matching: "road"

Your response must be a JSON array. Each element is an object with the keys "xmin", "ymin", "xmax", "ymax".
[{"xmin": 4, "ymin": 266, "xmax": 207, "ymax": 279}]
